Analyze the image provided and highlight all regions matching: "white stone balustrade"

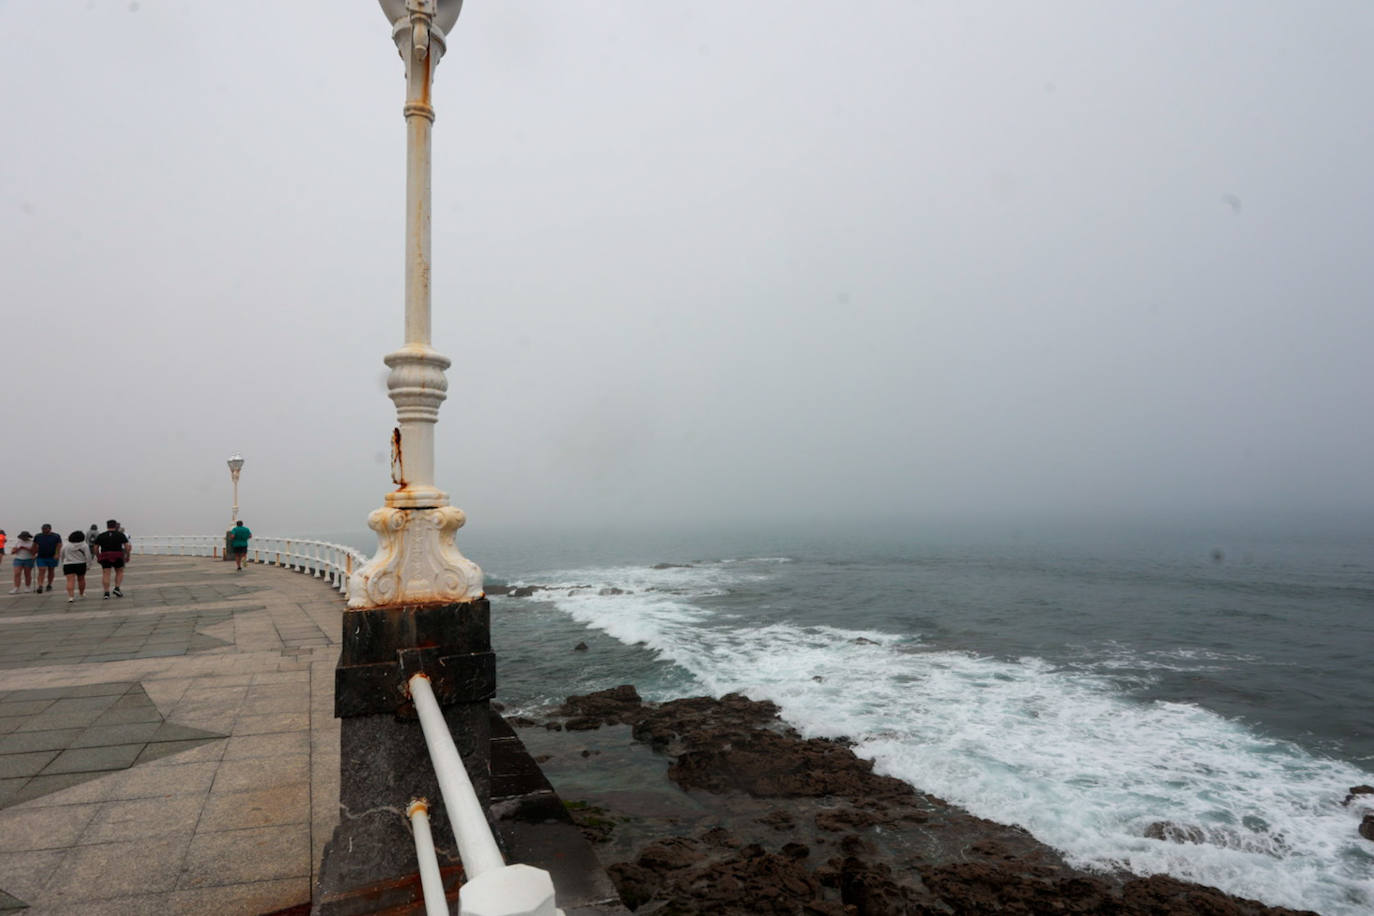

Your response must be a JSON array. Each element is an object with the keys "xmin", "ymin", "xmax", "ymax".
[{"xmin": 133, "ymin": 536, "xmax": 369, "ymax": 599}]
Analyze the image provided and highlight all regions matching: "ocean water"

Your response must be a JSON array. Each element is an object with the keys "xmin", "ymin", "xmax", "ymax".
[{"xmin": 325, "ymin": 518, "xmax": 1374, "ymax": 914}]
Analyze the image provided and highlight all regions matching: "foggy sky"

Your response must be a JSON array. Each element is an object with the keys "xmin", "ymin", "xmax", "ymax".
[{"xmin": 2, "ymin": 1, "xmax": 1373, "ymax": 540}]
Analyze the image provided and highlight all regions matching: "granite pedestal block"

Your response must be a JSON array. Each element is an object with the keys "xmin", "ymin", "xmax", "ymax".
[{"xmin": 315, "ymin": 599, "xmax": 495, "ymax": 915}]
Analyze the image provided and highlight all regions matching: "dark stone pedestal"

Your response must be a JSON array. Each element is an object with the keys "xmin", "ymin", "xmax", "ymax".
[{"xmin": 314, "ymin": 599, "xmax": 495, "ymax": 915}]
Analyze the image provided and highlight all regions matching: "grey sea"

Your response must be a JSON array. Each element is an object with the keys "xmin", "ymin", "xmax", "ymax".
[{"xmin": 316, "ymin": 518, "xmax": 1374, "ymax": 914}]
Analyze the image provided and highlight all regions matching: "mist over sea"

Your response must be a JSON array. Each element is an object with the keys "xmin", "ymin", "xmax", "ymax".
[{"xmin": 315, "ymin": 518, "xmax": 1374, "ymax": 914}]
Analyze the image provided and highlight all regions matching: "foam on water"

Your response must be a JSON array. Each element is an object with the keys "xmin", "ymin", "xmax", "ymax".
[{"xmin": 525, "ymin": 559, "xmax": 1374, "ymax": 915}]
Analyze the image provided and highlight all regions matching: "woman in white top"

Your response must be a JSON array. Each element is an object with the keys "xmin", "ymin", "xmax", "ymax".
[{"xmin": 61, "ymin": 531, "xmax": 94, "ymax": 602}]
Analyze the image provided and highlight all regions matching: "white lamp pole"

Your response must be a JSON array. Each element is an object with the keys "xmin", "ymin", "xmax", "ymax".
[
  {"xmin": 227, "ymin": 454, "xmax": 245, "ymax": 527},
  {"xmin": 349, "ymin": 0, "xmax": 482, "ymax": 608}
]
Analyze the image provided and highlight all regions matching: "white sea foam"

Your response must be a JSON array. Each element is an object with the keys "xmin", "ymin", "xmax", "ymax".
[{"xmin": 532, "ymin": 560, "xmax": 1374, "ymax": 915}]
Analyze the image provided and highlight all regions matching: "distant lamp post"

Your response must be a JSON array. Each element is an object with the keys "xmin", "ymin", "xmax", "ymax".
[
  {"xmin": 227, "ymin": 454, "xmax": 245, "ymax": 526},
  {"xmin": 349, "ymin": 0, "xmax": 481, "ymax": 608}
]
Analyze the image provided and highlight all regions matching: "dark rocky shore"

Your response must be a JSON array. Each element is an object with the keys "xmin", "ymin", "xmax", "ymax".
[{"xmin": 512, "ymin": 686, "xmax": 1320, "ymax": 916}]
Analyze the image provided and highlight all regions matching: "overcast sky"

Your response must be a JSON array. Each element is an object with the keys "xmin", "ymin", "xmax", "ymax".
[{"xmin": 2, "ymin": 0, "xmax": 1372, "ymax": 542}]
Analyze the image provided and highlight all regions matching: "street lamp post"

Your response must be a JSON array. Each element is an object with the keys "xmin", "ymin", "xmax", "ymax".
[
  {"xmin": 348, "ymin": 0, "xmax": 482, "ymax": 609},
  {"xmin": 318, "ymin": 3, "xmax": 504, "ymax": 910},
  {"xmin": 227, "ymin": 454, "xmax": 244, "ymax": 527}
]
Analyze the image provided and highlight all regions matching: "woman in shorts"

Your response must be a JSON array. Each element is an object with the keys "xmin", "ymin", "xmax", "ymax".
[
  {"xmin": 9, "ymin": 531, "xmax": 36, "ymax": 594},
  {"xmin": 61, "ymin": 531, "xmax": 94, "ymax": 602}
]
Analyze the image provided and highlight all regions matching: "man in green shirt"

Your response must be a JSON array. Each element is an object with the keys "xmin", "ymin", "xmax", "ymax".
[{"xmin": 229, "ymin": 521, "xmax": 252, "ymax": 571}]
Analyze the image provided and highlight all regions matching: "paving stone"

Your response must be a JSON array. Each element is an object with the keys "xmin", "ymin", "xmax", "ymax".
[
  {"xmin": 0, "ymin": 751, "xmax": 58, "ymax": 779},
  {"xmin": 0, "ymin": 848, "xmax": 67, "ymax": 902},
  {"xmin": 223, "ymin": 732, "xmax": 309, "ymax": 760},
  {"xmin": 212, "ymin": 754, "xmax": 309, "ymax": 794},
  {"xmin": 136, "ymin": 738, "xmax": 224, "ymax": 766},
  {"xmin": 180, "ymin": 823, "xmax": 310, "ymax": 889},
  {"xmin": 0, "ymin": 803, "xmax": 100, "ymax": 851},
  {"xmin": 81, "ymin": 794, "xmax": 203, "ymax": 844},
  {"xmin": 106, "ymin": 761, "xmax": 218, "ymax": 800},
  {"xmin": 43, "ymin": 744, "xmax": 145, "ymax": 775},
  {"xmin": 0, "ymin": 728, "xmax": 82, "ymax": 754},
  {"xmin": 16, "ymin": 711, "xmax": 105, "ymax": 732},
  {"xmin": 13, "ymin": 772, "xmax": 114, "ymax": 806},
  {"xmin": 42, "ymin": 831, "xmax": 191, "ymax": 902},
  {"xmin": 70, "ymin": 722, "xmax": 164, "ymax": 749},
  {"xmin": 235, "ymin": 712, "xmax": 308, "ymax": 735},
  {"xmin": 198, "ymin": 782, "xmax": 310, "ymax": 832},
  {"xmin": 90, "ymin": 704, "xmax": 165, "ymax": 726}
]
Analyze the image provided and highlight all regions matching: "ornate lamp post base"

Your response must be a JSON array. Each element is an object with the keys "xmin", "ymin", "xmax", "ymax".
[{"xmin": 348, "ymin": 506, "xmax": 484, "ymax": 608}]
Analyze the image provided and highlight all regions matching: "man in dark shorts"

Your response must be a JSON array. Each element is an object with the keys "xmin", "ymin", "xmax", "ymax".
[
  {"xmin": 229, "ymin": 520, "xmax": 252, "ymax": 571},
  {"xmin": 33, "ymin": 524, "xmax": 63, "ymax": 593},
  {"xmin": 93, "ymin": 519, "xmax": 131, "ymax": 599}
]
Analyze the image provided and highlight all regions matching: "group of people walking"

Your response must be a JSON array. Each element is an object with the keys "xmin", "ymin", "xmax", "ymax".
[{"xmin": 1, "ymin": 520, "xmax": 131, "ymax": 602}]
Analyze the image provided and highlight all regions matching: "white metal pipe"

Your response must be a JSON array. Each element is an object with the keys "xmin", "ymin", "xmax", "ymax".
[
  {"xmin": 408, "ymin": 673, "xmax": 505, "ymax": 879},
  {"xmin": 408, "ymin": 799, "xmax": 449, "ymax": 916}
]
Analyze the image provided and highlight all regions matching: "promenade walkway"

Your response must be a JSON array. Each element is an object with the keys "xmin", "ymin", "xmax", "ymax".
[{"xmin": 0, "ymin": 555, "xmax": 343, "ymax": 914}]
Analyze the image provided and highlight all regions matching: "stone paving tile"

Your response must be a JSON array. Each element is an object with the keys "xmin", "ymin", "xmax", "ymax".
[
  {"xmin": 180, "ymin": 823, "xmax": 310, "ymax": 889},
  {"xmin": 104, "ymin": 760, "xmax": 218, "ymax": 800},
  {"xmin": 223, "ymin": 731, "xmax": 309, "ymax": 760},
  {"xmin": 13, "ymin": 772, "xmax": 115, "ymax": 807},
  {"xmin": 7, "ymin": 773, "xmax": 95, "ymax": 806},
  {"xmin": 42, "ymin": 743, "xmax": 144, "ymax": 776},
  {"xmin": 81, "ymin": 794, "xmax": 204, "ymax": 844},
  {"xmin": 0, "ymin": 848, "xmax": 66, "ymax": 904},
  {"xmin": 198, "ymin": 782, "xmax": 310, "ymax": 832},
  {"xmin": 135, "ymin": 739, "xmax": 223, "ymax": 766},
  {"xmin": 0, "ymin": 751, "xmax": 57, "ymax": 779},
  {"xmin": 0, "ymin": 803, "xmax": 101, "ymax": 851},
  {"xmin": 0, "ymin": 729, "xmax": 81, "ymax": 754},
  {"xmin": 41, "ymin": 832, "xmax": 191, "ymax": 904},
  {"xmin": 0, "ymin": 700, "xmax": 54, "ymax": 718},
  {"xmin": 70, "ymin": 721, "xmax": 164, "ymax": 749},
  {"xmin": 235, "ymin": 711, "xmax": 309, "ymax": 735},
  {"xmin": 212, "ymin": 754, "xmax": 309, "ymax": 795}
]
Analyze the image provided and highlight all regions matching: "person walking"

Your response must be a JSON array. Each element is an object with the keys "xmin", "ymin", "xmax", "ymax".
[
  {"xmin": 32, "ymin": 523, "xmax": 63, "ymax": 593},
  {"xmin": 61, "ymin": 530, "xmax": 93, "ymax": 602},
  {"xmin": 229, "ymin": 520, "xmax": 252, "ymax": 571},
  {"xmin": 9, "ymin": 531, "xmax": 36, "ymax": 593},
  {"xmin": 0, "ymin": 529, "xmax": 7, "ymax": 557},
  {"xmin": 87, "ymin": 524, "xmax": 99, "ymax": 547},
  {"xmin": 93, "ymin": 519, "xmax": 131, "ymax": 599}
]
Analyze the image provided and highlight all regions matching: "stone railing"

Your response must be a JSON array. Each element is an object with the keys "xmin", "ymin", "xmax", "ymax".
[{"xmin": 133, "ymin": 535, "xmax": 369, "ymax": 600}]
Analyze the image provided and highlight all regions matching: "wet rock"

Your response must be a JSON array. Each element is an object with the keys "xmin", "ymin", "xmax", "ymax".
[
  {"xmin": 490, "ymin": 700, "xmax": 505, "ymax": 712},
  {"xmin": 757, "ymin": 809, "xmax": 795, "ymax": 831},
  {"xmin": 557, "ymin": 684, "xmax": 645, "ymax": 728},
  {"xmin": 839, "ymin": 857, "xmax": 929, "ymax": 915},
  {"xmin": 1344, "ymin": 784, "xmax": 1374, "ymax": 806},
  {"xmin": 599, "ymin": 587, "xmax": 627, "ymax": 595},
  {"xmin": 574, "ymin": 641, "xmax": 589, "ymax": 652},
  {"xmin": 565, "ymin": 717, "xmax": 602, "ymax": 732},
  {"xmin": 556, "ymin": 689, "xmax": 1316, "ymax": 916},
  {"xmin": 507, "ymin": 715, "xmax": 537, "ymax": 728},
  {"xmin": 1144, "ymin": 821, "xmax": 1207, "ymax": 844},
  {"xmin": 1361, "ymin": 814, "xmax": 1374, "ymax": 842},
  {"xmin": 606, "ymin": 862, "xmax": 660, "ymax": 910},
  {"xmin": 638, "ymin": 838, "xmax": 706, "ymax": 871},
  {"xmin": 508, "ymin": 585, "xmax": 544, "ymax": 598},
  {"xmin": 651, "ymin": 563, "xmax": 694, "ymax": 570}
]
